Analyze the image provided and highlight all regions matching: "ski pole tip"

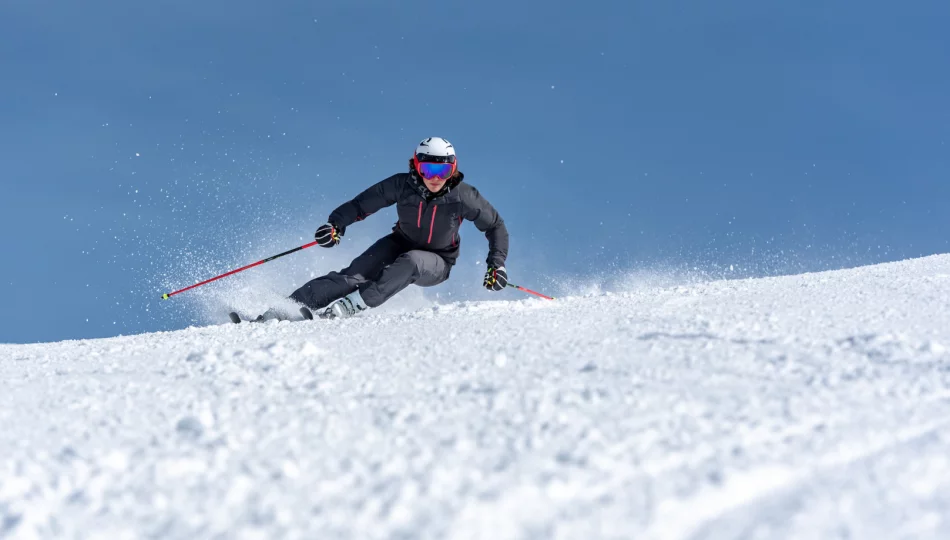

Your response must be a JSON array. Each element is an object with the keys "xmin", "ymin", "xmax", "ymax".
[{"xmin": 162, "ymin": 293, "xmax": 169, "ymax": 300}]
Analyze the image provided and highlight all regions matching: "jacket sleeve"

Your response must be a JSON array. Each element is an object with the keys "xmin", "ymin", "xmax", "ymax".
[
  {"xmin": 327, "ymin": 174, "xmax": 403, "ymax": 231},
  {"xmin": 462, "ymin": 185, "xmax": 509, "ymax": 268}
]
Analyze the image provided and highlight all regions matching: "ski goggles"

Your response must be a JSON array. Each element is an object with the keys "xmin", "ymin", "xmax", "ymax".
[{"xmin": 416, "ymin": 161, "xmax": 456, "ymax": 181}]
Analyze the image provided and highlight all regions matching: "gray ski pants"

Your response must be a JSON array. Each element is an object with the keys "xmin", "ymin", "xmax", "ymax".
[{"xmin": 290, "ymin": 233, "xmax": 451, "ymax": 310}]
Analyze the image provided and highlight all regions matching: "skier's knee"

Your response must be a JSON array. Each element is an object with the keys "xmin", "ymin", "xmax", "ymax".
[
  {"xmin": 390, "ymin": 252, "xmax": 422, "ymax": 279},
  {"xmin": 393, "ymin": 251, "xmax": 421, "ymax": 267}
]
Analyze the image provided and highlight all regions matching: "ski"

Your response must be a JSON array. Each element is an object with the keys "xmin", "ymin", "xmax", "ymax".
[{"xmin": 228, "ymin": 306, "xmax": 316, "ymax": 324}]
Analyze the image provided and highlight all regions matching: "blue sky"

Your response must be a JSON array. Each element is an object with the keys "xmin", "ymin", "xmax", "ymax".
[{"xmin": 1, "ymin": 0, "xmax": 948, "ymax": 344}]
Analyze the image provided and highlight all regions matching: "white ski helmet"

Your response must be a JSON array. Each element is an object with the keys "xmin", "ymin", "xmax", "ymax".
[{"xmin": 414, "ymin": 137, "xmax": 456, "ymax": 164}]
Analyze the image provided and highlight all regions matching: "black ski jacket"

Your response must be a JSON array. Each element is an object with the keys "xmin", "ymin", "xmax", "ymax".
[{"xmin": 328, "ymin": 171, "xmax": 509, "ymax": 268}]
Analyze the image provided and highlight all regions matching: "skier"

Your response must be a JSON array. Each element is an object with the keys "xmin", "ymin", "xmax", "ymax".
[{"xmin": 257, "ymin": 137, "xmax": 509, "ymax": 321}]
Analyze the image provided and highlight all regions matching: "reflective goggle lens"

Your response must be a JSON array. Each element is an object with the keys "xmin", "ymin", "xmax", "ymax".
[{"xmin": 417, "ymin": 161, "xmax": 455, "ymax": 180}]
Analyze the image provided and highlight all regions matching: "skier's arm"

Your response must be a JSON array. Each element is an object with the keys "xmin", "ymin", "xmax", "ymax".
[
  {"xmin": 327, "ymin": 174, "xmax": 403, "ymax": 231},
  {"xmin": 462, "ymin": 186, "xmax": 509, "ymax": 268}
]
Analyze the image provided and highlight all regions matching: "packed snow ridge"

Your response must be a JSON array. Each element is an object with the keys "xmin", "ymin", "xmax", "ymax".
[{"xmin": 3, "ymin": 255, "xmax": 950, "ymax": 539}]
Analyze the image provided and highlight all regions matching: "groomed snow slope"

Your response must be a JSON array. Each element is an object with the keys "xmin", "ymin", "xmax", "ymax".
[{"xmin": 3, "ymin": 255, "xmax": 950, "ymax": 539}]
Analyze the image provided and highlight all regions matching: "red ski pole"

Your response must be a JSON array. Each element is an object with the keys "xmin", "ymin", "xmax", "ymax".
[
  {"xmin": 507, "ymin": 282, "xmax": 555, "ymax": 300},
  {"xmin": 162, "ymin": 241, "xmax": 319, "ymax": 300}
]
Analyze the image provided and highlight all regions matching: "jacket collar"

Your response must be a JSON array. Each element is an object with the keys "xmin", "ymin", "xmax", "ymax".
[{"xmin": 409, "ymin": 170, "xmax": 465, "ymax": 201}]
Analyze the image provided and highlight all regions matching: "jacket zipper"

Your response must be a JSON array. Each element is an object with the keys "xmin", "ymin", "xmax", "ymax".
[{"xmin": 427, "ymin": 205, "xmax": 438, "ymax": 244}]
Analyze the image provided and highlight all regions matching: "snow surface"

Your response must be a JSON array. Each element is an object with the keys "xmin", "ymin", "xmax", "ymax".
[{"xmin": 3, "ymin": 255, "xmax": 950, "ymax": 539}]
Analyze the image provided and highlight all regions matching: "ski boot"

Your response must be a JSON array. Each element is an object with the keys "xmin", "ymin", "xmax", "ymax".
[{"xmin": 320, "ymin": 291, "xmax": 369, "ymax": 320}]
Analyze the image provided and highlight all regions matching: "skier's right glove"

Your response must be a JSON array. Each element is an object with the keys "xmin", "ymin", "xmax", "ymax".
[
  {"xmin": 314, "ymin": 223, "xmax": 342, "ymax": 247},
  {"xmin": 483, "ymin": 266, "xmax": 508, "ymax": 291}
]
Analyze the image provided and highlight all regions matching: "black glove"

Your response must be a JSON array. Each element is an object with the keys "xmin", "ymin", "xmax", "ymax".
[
  {"xmin": 483, "ymin": 266, "xmax": 508, "ymax": 291},
  {"xmin": 314, "ymin": 223, "xmax": 342, "ymax": 247}
]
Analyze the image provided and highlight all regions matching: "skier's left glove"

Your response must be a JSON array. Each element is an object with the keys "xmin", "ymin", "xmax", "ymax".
[{"xmin": 483, "ymin": 266, "xmax": 507, "ymax": 291}]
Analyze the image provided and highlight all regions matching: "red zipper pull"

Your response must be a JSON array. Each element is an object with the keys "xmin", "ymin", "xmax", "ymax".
[{"xmin": 427, "ymin": 205, "xmax": 438, "ymax": 243}]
